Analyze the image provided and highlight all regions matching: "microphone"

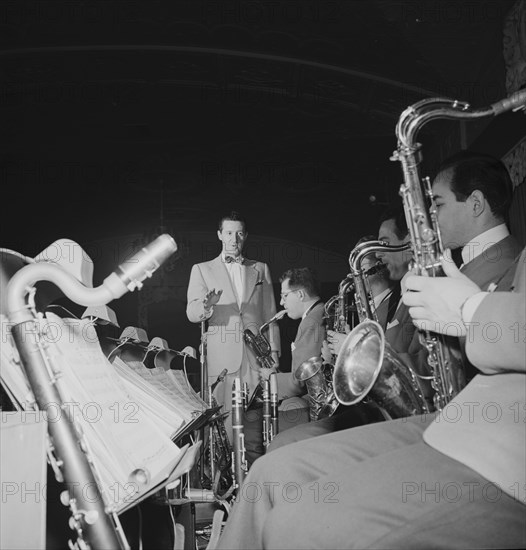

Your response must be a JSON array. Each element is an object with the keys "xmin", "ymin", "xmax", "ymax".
[
  {"xmin": 110, "ymin": 234, "xmax": 177, "ymax": 293},
  {"xmin": 491, "ymin": 89, "xmax": 526, "ymax": 115}
]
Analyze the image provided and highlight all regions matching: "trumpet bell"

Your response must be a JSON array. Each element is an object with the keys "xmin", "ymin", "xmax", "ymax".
[{"xmin": 333, "ymin": 320, "xmax": 384, "ymax": 405}]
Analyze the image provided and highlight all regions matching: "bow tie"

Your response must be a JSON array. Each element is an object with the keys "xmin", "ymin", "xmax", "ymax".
[{"xmin": 224, "ymin": 255, "xmax": 244, "ymax": 264}]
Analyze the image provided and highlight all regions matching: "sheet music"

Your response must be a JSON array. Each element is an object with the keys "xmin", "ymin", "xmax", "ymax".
[
  {"xmin": 168, "ymin": 369, "xmax": 208, "ymax": 410},
  {"xmin": 149, "ymin": 367, "xmax": 200, "ymax": 412},
  {"xmin": 42, "ymin": 313, "xmax": 187, "ymax": 512},
  {"xmin": 0, "ymin": 315, "xmax": 35, "ymax": 409},
  {"xmin": 112, "ymin": 357, "xmax": 184, "ymax": 438},
  {"xmin": 122, "ymin": 360, "xmax": 195, "ymax": 422}
]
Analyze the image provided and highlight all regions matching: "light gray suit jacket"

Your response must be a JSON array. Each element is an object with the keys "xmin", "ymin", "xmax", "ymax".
[
  {"xmin": 186, "ymin": 255, "xmax": 280, "ymax": 378},
  {"xmin": 424, "ymin": 247, "xmax": 526, "ymax": 503}
]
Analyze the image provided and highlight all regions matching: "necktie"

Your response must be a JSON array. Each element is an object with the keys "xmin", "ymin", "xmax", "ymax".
[
  {"xmin": 224, "ymin": 255, "xmax": 244, "ymax": 264},
  {"xmin": 451, "ymin": 247, "xmax": 464, "ymax": 269}
]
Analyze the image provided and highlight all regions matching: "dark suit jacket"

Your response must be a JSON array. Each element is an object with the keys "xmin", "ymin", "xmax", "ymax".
[
  {"xmin": 460, "ymin": 234, "xmax": 522, "ymax": 291},
  {"xmin": 405, "ymin": 234, "xmax": 523, "ymax": 393},
  {"xmin": 276, "ymin": 300, "xmax": 325, "ymax": 402}
]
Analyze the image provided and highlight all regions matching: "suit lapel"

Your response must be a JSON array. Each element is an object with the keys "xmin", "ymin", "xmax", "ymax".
[{"xmin": 242, "ymin": 262, "xmax": 260, "ymax": 309}]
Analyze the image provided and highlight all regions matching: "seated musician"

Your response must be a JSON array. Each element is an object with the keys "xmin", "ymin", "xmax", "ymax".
[
  {"xmin": 270, "ymin": 152, "xmax": 521, "ymax": 451},
  {"xmin": 274, "ymin": 267, "xmax": 326, "ymax": 424},
  {"xmin": 269, "ymin": 212, "xmax": 411, "ymax": 450},
  {"xmin": 216, "ymin": 246, "xmax": 526, "ymax": 550},
  {"xmin": 244, "ymin": 267, "xmax": 326, "ymax": 462}
]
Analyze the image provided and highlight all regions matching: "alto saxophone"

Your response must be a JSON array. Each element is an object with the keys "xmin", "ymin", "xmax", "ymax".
[
  {"xmin": 391, "ymin": 90, "xmax": 526, "ymax": 410},
  {"xmin": 243, "ymin": 310, "xmax": 287, "ymax": 370},
  {"xmin": 6, "ymin": 235, "xmax": 177, "ymax": 550},
  {"xmin": 333, "ymin": 240, "xmax": 429, "ymax": 418}
]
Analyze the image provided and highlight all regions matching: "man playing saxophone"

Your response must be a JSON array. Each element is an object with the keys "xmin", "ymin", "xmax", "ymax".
[
  {"xmin": 216, "ymin": 245, "xmax": 526, "ymax": 550},
  {"xmin": 269, "ymin": 213, "xmax": 414, "ymax": 450},
  {"xmin": 269, "ymin": 151, "xmax": 520, "ymax": 450},
  {"xmin": 400, "ymin": 151, "xmax": 522, "ymax": 390}
]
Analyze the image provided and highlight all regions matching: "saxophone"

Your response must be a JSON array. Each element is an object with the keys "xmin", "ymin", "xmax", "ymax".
[
  {"xmin": 323, "ymin": 275, "xmax": 354, "ymax": 333},
  {"xmin": 333, "ymin": 90, "xmax": 526, "ymax": 415},
  {"xmin": 391, "ymin": 90, "xmax": 526, "ymax": 410},
  {"xmin": 6, "ymin": 235, "xmax": 177, "ymax": 550},
  {"xmin": 333, "ymin": 240, "xmax": 430, "ymax": 418},
  {"xmin": 243, "ymin": 310, "xmax": 286, "ymax": 369},
  {"xmin": 297, "ymin": 256, "xmax": 391, "ymax": 422}
]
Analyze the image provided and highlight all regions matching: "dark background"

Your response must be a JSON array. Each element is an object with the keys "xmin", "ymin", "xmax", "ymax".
[{"xmin": 1, "ymin": 0, "xmax": 524, "ymax": 355}]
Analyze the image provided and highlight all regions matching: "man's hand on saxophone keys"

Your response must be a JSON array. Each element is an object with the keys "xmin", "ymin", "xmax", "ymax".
[{"xmin": 326, "ymin": 327, "xmax": 350, "ymax": 357}]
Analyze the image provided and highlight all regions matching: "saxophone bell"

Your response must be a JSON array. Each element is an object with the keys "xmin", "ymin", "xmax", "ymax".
[
  {"xmin": 331, "ymin": 240, "xmax": 430, "ymax": 419},
  {"xmin": 294, "ymin": 356, "xmax": 340, "ymax": 421},
  {"xmin": 333, "ymin": 320, "xmax": 429, "ymax": 418}
]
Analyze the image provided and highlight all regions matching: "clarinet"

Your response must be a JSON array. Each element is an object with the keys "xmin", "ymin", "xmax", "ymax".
[
  {"xmin": 231, "ymin": 378, "xmax": 247, "ymax": 490},
  {"xmin": 262, "ymin": 379, "xmax": 271, "ymax": 449},
  {"xmin": 7, "ymin": 235, "xmax": 177, "ymax": 550},
  {"xmin": 270, "ymin": 373, "xmax": 279, "ymax": 441}
]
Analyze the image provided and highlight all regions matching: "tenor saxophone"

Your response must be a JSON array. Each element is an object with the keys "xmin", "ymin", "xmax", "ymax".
[
  {"xmin": 391, "ymin": 90, "xmax": 526, "ymax": 410},
  {"xmin": 6, "ymin": 235, "xmax": 177, "ymax": 550},
  {"xmin": 333, "ymin": 240, "xmax": 429, "ymax": 418}
]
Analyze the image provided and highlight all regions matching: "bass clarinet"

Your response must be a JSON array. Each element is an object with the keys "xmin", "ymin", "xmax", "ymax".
[{"xmin": 6, "ymin": 235, "xmax": 177, "ymax": 550}]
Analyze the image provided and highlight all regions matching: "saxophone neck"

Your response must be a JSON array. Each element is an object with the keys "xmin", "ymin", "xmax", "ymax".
[{"xmin": 260, "ymin": 309, "xmax": 287, "ymax": 333}]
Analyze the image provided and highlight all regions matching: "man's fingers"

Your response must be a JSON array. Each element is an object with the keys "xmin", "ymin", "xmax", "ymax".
[
  {"xmin": 404, "ymin": 275, "xmax": 428, "ymax": 292},
  {"xmin": 402, "ymin": 290, "xmax": 425, "ymax": 307},
  {"xmin": 408, "ymin": 306, "xmax": 433, "ymax": 322}
]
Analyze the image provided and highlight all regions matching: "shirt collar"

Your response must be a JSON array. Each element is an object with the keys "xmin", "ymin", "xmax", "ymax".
[{"xmin": 461, "ymin": 224, "xmax": 509, "ymax": 265}]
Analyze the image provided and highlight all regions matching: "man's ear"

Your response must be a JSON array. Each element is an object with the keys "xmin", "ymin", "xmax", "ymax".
[
  {"xmin": 297, "ymin": 289, "xmax": 305, "ymax": 301},
  {"xmin": 217, "ymin": 230, "xmax": 222, "ymax": 241},
  {"xmin": 469, "ymin": 190, "xmax": 485, "ymax": 217}
]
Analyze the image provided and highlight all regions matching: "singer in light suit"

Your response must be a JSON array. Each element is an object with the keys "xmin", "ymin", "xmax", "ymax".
[{"xmin": 186, "ymin": 211, "xmax": 280, "ymax": 435}]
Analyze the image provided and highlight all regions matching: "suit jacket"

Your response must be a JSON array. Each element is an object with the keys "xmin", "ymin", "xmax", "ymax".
[
  {"xmin": 186, "ymin": 255, "xmax": 280, "ymax": 378},
  {"xmin": 424, "ymin": 247, "xmax": 526, "ymax": 504},
  {"xmin": 460, "ymin": 234, "xmax": 522, "ymax": 291},
  {"xmin": 405, "ymin": 234, "xmax": 523, "ymax": 375},
  {"xmin": 276, "ymin": 300, "xmax": 326, "ymax": 404}
]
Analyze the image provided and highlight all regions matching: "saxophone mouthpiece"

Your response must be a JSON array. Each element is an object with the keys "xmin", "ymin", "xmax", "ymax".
[
  {"xmin": 273, "ymin": 310, "xmax": 288, "ymax": 321},
  {"xmin": 491, "ymin": 89, "xmax": 526, "ymax": 115}
]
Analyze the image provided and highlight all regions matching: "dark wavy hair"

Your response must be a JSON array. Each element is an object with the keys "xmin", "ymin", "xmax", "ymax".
[
  {"xmin": 378, "ymin": 204, "xmax": 408, "ymax": 240},
  {"xmin": 280, "ymin": 267, "xmax": 320, "ymax": 298},
  {"xmin": 438, "ymin": 151, "xmax": 513, "ymax": 221},
  {"xmin": 218, "ymin": 210, "xmax": 247, "ymax": 232}
]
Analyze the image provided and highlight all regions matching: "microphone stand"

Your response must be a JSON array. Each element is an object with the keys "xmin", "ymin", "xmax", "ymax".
[{"xmin": 199, "ymin": 320, "xmax": 212, "ymax": 485}]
